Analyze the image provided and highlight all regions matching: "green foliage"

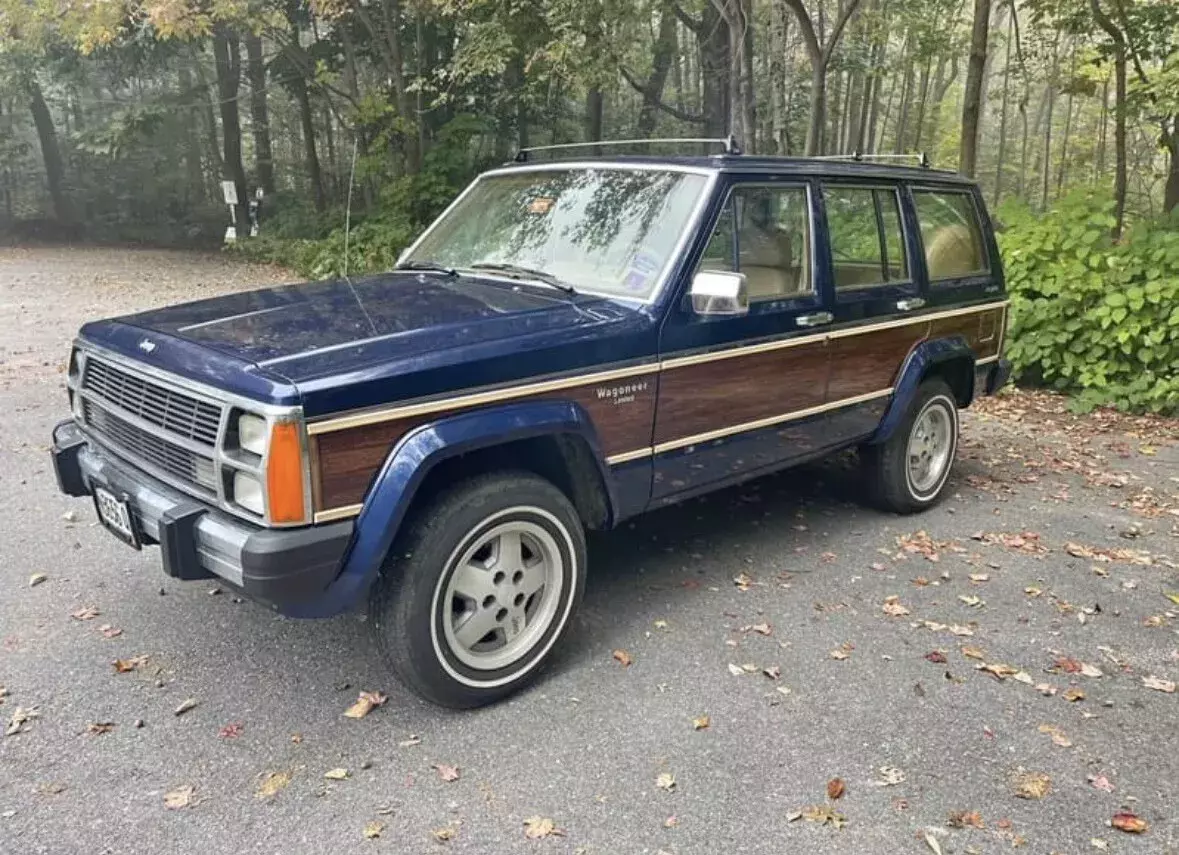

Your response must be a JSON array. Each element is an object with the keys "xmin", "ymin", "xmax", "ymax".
[
  {"xmin": 234, "ymin": 114, "xmax": 489, "ymax": 278},
  {"xmin": 998, "ymin": 192, "xmax": 1179, "ymax": 415}
]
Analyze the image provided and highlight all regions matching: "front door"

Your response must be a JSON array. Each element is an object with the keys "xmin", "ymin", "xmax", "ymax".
[{"xmin": 652, "ymin": 179, "xmax": 834, "ymax": 501}]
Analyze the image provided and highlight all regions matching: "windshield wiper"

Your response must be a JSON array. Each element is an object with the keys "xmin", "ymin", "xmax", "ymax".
[
  {"xmin": 468, "ymin": 262, "xmax": 578, "ymax": 295},
  {"xmin": 398, "ymin": 260, "xmax": 458, "ymax": 277}
]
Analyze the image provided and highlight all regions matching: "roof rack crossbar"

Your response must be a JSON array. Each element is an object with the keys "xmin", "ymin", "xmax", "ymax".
[
  {"xmin": 811, "ymin": 151, "xmax": 931, "ymax": 168},
  {"xmin": 514, "ymin": 136, "xmax": 742, "ymax": 162}
]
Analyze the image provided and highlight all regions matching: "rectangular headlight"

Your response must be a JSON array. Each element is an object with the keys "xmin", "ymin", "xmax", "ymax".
[
  {"xmin": 233, "ymin": 471, "xmax": 265, "ymax": 515},
  {"xmin": 238, "ymin": 413, "xmax": 268, "ymax": 456}
]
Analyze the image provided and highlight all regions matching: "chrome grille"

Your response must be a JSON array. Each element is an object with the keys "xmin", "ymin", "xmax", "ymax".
[
  {"xmin": 82, "ymin": 358, "xmax": 221, "ymax": 447},
  {"xmin": 83, "ymin": 400, "xmax": 218, "ymax": 494}
]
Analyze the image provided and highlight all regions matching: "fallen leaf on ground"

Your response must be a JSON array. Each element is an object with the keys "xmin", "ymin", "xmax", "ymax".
[
  {"xmin": 1081, "ymin": 662, "xmax": 1104, "ymax": 678},
  {"xmin": 173, "ymin": 698, "xmax": 198, "ymax": 716},
  {"xmin": 433, "ymin": 763, "xmax": 460, "ymax": 782},
  {"xmin": 664, "ymin": 815, "xmax": 678, "ymax": 828},
  {"xmin": 1111, "ymin": 812, "xmax": 1148, "ymax": 833},
  {"xmin": 113, "ymin": 656, "xmax": 148, "ymax": 674},
  {"xmin": 653, "ymin": 619, "xmax": 669, "ymax": 630},
  {"xmin": 656, "ymin": 772, "xmax": 676, "ymax": 791},
  {"xmin": 612, "ymin": 649, "xmax": 633, "ymax": 667},
  {"xmin": 71, "ymin": 606, "xmax": 99, "ymax": 620},
  {"xmin": 6, "ymin": 706, "xmax": 38, "ymax": 736},
  {"xmin": 324, "ymin": 768, "xmax": 351, "ymax": 780},
  {"xmin": 961, "ymin": 645, "xmax": 986, "ymax": 660},
  {"xmin": 875, "ymin": 766, "xmax": 905, "ymax": 786},
  {"xmin": 751, "ymin": 622, "xmax": 772, "ymax": 635},
  {"xmin": 977, "ymin": 662, "xmax": 1019, "ymax": 680},
  {"xmin": 925, "ymin": 651, "xmax": 948, "ymax": 664},
  {"xmin": 733, "ymin": 572, "xmax": 755, "ymax": 591},
  {"xmin": 882, "ymin": 596, "xmax": 911, "ymax": 617},
  {"xmin": 218, "ymin": 723, "xmax": 243, "ymax": 739},
  {"xmin": 523, "ymin": 816, "xmax": 564, "ymax": 839},
  {"xmin": 163, "ymin": 785, "xmax": 195, "ymax": 810},
  {"xmin": 727, "ymin": 663, "xmax": 745, "ymax": 676},
  {"xmin": 255, "ymin": 770, "xmax": 293, "ymax": 799},
  {"xmin": 1014, "ymin": 770, "xmax": 1051, "ymax": 800},
  {"xmin": 1037, "ymin": 724, "xmax": 1072, "ymax": 747},
  {"xmin": 1092, "ymin": 838, "xmax": 1109, "ymax": 850},
  {"xmin": 830, "ymin": 642, "xmax": 854, "ymax": 660},
  {"xmin": 28, "ymin": 573, "xmax": 47, "ymax": 588},
  {"xmin": 1064, "ymin": 687, "xmax": 1086, "ymax": 702},
  {"xmin": 958, "ymin": 595, "xmax": 984, "ymax": 608},
  {"xmin": 827, "ymin": 777, "xmax": 845, "ymax": 800},
  {"xmin": 1165, "ymin": 592, "xmax": 1179, "ymax": 606},
  {"xmin": 763, "ymin": 665, "xmax": 781, "ymax": 680},
  {"xmin": 923, "ymin": 832, "xmax": 944, "ymax": 855},
  {"xmin": 969, "ymin": 573, "xmax": 990, "ymax": 583},
  {"xmin": 692, "ymin": 714, "xmax": 710, "ymax": 730},
  {"xmin": 98, "ymin": 624, "xmax": 122, "ymax": 639},
  {"xmin": 798, "ymin": 804, "xmax": 847, "ymax": 829},
  {"xmin": 398, "ymin": 735, "xmax": 422, "ymax": 747},
  {"xmin": 363, "ymin": 821, "xmax": 385, "ymax": 839},
  {"xmin": 87, "ymin": 722, "xmax": 115, "ymax": 735},
  {"xmin": 1142, "ymin": 675, "xmax": 1176, "ymax": 693},
  {"xmin": 1088, "ymin": 774, "xmax": 1115, "ymax": 793},
  {"xmin": 344, "ymin": 690, "xmax": 388, "ymax": 719},
  {"xmin": 948, "ymin": 809, "xmax": 985, "ymax": 828}
]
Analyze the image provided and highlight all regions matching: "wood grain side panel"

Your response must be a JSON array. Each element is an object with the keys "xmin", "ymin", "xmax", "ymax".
[
  {"xmin": 927, "ymin": 307, "xmax": 1003, "ymax": 359},
  {"xmin": 653, "ymin": 342, "xmax": 828, "ymax": 446},
  {"xmin": 827, "ymin": 323, "xmax": 929, "ymax": 400},
  {"xmin": 313, "ymin": 372, "xmax": 658, "ymax": 511}
]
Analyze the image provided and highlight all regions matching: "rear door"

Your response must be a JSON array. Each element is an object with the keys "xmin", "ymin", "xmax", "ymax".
[
  {"xmin": 652, "ymin": 177, "xmax": 833, "ymax": 500},
  {"xmin": 818, "ymin": 181, "xmax": 927, "ymax": 444}
]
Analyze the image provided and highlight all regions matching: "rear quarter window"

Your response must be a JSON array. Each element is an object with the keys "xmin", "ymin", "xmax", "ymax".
[{"xmin": 913, "ymin": 189, "xmax": 990, "ymax": 283}]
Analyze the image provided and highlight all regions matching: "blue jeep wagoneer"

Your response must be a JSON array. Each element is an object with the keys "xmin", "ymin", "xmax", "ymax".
[{"xmin": 53, "ymin": 139, "xmax": 1011, "ymax": 707}]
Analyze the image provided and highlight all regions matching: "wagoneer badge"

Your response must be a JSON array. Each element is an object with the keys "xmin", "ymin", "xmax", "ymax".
[
  {"xmin": 138, "ymin": 339, "xmax": 156, "ymax": 354},
  {"xmin": 595, "ymin": 380, "xmax": 649, "ymax": 405}
]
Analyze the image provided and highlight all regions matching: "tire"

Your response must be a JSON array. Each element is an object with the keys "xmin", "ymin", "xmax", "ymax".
[
  {"xmin": 862, "ymin": 378, "xmax": 959, "ymax": 514},
  {"xmin": 369, "ymin": 471, "xmax": 586, "ymax": 708}
]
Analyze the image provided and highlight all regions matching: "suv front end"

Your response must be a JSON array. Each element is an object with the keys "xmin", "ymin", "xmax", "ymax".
[{"xmin": 52, "ymin": 341, "xmax": 353, "ymax": 610}]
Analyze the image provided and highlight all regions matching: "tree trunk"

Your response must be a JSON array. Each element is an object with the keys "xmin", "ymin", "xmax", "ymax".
[
  {"xmin": 1095, "ymin": 77, "xmax": 1108, "ymax": 183},
  {"xmin": 769, "ymin": 0, "xmax": 790, "ymax": 153},
  {"xmin": 586, "ymin": 89, "xmax": 604, "ymax": 141},
  {"xmin": 912, "ymin": 56, "xmax": 931, "ymax": 152},
  {"xmin": 177, "ymin": 61, "xmax": 204, "ymax": 204},
  {"xmin": 637, "ymin": 3, "xmax": 680, "ymax": 139},
  {"xmin": 894, "ymin": 42, "xmax": 914, "ymax": 154},
  {"xmin": 212, "ymin": 25, "xmax": 250, "ymax": 235},
  {"xmin": 244, "ymin": 34, "xmax": 275, "ymax": 195},
  {"xmin": 992, "ymin": 11, "xmax": 1012, "ymax": 205},
  {"xmin": 1163, "ymin": 124, "xmax": 1179, "ymax": 214},
  {"xmin": 27, "ymin": 79, "xmax": 72, "ymax": 224},
  {"xmin": 700, "ymin": 2, "xmax": 731, "ymax": 138},
  {"xmin": 292, "ymin": 71, "xmax": 326, "ymax": 212},
  {"xmin": 958, "ymin": 0, "xmax": 991, "ymax": 176},
  {"xmin": 1040, "ymin": 37, "xmax": 1058, "ymax": 211},
  {"xmin": 1055, "ymin": 41, "xmax": 1078, "ymax": 200},
  {"xmin": 1090, "ymin": 0, "xmax": 1126, "ymax": 237}
]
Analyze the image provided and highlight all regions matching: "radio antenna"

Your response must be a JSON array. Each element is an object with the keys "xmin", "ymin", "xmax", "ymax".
[
  {"xmin": 341, "ymin": 136, "xmax": 377, "ymax": 334},
  {"xmin": 343, "ymin": 137, "xmax": 358, "ymax": 279}
]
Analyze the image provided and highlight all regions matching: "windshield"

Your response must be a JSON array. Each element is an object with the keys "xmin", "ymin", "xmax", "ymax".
[{"xmin": 403, "ymin": 167, "xmax": 710, "ymax": 300}]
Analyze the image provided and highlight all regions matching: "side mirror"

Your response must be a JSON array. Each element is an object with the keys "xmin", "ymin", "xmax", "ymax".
[{"xmin": 690, "ymin": 270, "xmax": 749, "ymax": 317}]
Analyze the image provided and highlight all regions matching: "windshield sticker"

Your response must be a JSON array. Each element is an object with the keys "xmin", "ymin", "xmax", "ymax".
[
  {"xmin": 623, "ymin": 251, "xmax": 662, "ymax": 292},
  {"xmin": 527, "ymin": 196, "xmax": 555, "ymax": 215}
]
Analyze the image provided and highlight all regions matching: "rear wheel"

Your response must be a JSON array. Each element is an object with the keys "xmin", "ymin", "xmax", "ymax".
[
  {"xmin": 369, "ymin": 471, "xmax": 586, "ymax": 708},
  {"xmin": 862, "ymin": 378, "xmax": 959, "ymax": 513}
]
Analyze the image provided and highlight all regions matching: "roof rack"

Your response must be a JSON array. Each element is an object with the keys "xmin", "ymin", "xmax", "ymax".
[
  {"xmin": 811, "ymin": 151, "xmax": 932, "ymax": 168},
  {"xmin": 513, "ymin": 136, "xmax": 743, "ymax": 162}
]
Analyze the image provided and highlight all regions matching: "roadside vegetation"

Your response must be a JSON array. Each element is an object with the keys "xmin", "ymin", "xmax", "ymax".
[{"xmin": 1, "ymin": 0, "xmax": 1176, "ymax": 413}]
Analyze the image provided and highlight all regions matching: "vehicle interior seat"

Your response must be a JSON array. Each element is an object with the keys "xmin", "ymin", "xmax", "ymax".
[
  {"xmin": 925, "ymin": 223, "xmax": 980, "ymax": 280},
  {"xmin": 736, "ymin": 223, "xmax": 809, "ymax": 301}
]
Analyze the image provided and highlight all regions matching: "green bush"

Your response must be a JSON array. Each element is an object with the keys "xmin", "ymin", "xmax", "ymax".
[{"xmin": 997, "ymin": 192, "xmax": 1179, "ymax": 415}]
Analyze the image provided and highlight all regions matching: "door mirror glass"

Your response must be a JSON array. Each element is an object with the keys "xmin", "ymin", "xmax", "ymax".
[{"xmin": 690, "ymin": 270, "xmax": 749, "ymax": 316}]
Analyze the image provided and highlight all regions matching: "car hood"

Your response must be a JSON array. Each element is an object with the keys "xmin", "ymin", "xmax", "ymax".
[
  {"xmin": 122, "ymin": 272, "xmax": 627, "ymax": 377},
  {"xmin": 106, "ymin": 271, "xmax": 655, "ymax": 415}
]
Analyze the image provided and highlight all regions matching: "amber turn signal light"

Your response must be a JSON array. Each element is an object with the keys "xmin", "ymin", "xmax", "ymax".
[{"xmin": 266, "ymin": 421, "xmax": 307, "ymax": 524}]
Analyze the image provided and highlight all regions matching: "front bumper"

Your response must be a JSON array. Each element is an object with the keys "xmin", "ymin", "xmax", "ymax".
[{"xmin": 51, "ymin": 420, "xmax": 354, "ymax": 612}]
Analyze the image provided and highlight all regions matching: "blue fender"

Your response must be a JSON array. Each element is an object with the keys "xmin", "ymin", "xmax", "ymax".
[
  {"xmin": 285, "ymin": 400, "xmax": 615, "ymax": 618},
  {"xmin": 868, "ymin": 336, "xmax": 975, "ymax": 444}
]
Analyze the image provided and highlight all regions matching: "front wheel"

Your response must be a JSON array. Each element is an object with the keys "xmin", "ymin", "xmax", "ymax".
[
  {"xmin": 861, "ymin": 378, "xmax": 959, "ymax": 513},
  {"xmin": 369, "ymin": 472, "xmax": 586, "ymax": 708}
]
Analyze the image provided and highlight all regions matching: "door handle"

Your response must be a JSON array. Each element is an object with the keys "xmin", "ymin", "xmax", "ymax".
[
  {"xmin": 896, "ymin": 297, "xmax": 926, "ymax": 312},
  {"xmin": 796, "ymin": 311, "xmax": 834, "ymax": 328}
]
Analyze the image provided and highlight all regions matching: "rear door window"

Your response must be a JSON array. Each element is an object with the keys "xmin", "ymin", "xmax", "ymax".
[
  {"xmin": 912, "ymin": 189, "xmax": 990, "ymax": 282},
  {"xmin": 823, "ymin": 186, "xmax": 909, "ymax": 291}
]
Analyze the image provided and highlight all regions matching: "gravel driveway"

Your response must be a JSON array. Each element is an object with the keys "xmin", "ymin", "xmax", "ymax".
[{"xmin": 2, "ymin": 247, "xmax": 1177, "ymax": 855}]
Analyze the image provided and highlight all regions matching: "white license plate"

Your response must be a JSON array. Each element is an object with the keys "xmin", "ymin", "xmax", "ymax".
[{"xmin": 94, "ymin": 486, "xmax": 140, "ymax": 548}]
